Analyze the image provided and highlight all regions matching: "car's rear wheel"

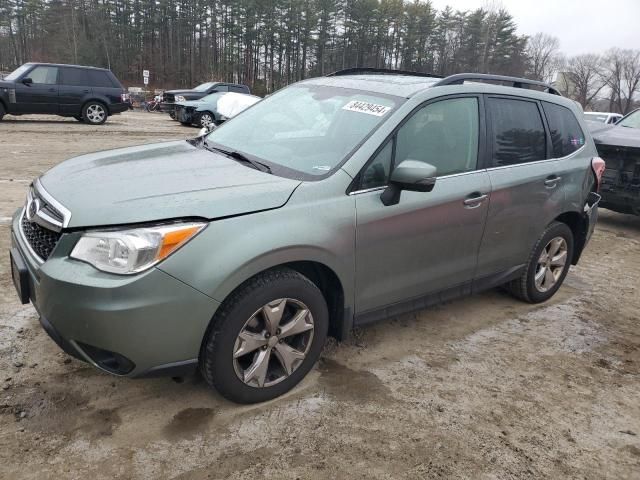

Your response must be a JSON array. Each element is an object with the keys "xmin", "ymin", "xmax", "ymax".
[
  {"xmin": 82, "ymin": 102, "xmax": 108, "ymax": 125},
  {"xmin": 198, "ymin": 112, "xmax": 215, "ymax": 128},
  {"xmin": 507, "ymin": 221, "xmax": 574, "ymax": 303},
  {"xmin": 200, "ymin": 268, "xmax": 328, "ymax": 404}
]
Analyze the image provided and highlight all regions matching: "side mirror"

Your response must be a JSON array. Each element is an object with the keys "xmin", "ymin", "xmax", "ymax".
[
  {"xmin": 21, "ymin": 77, "xmax": 33, "ymax": 85},
  {"xmin": 380, "ymin": 160, "xmax": 437, "ymax": 206},
  {"xmin": 197, "ymin": 123, "xmax": 217, "ymax": 138}
]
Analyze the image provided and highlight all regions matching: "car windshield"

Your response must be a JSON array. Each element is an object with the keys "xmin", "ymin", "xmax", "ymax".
[
  {"xmin": 4, "ymin": 64, "xmax": 31, "ymax": 81},
  {"xmin": 584, "ymin": 113, "xmax": 608, "ymax": 123},
  {"xmin": 618, "ymin": 110, "xmax": 640, "ymax": 129},
  {"xmin": 194, "ymin": 82, "xmax": 215, "ymax": 92},
  {"xmin": 200, "ymin": 92, "xmax": 225, "ymax": 103},
  {"xmin": 205, "ymin": 84, "xmax": 401, "ymax": 178}
]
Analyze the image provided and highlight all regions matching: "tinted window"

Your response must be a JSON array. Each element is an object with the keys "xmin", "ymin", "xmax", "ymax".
[
  {"xmin": 28, "ymin": 66, "xmax": 58, "ymax": 84},
  {"xmin": 488, "ymin": 98, "xmax": 546, "ymax": 166},
  {"xmin": 60, "ymin": 67, "xmax": 88, "ymax": 86},
  {"xmin": 542, "ymin": 102, "xmax": 586, "ymax": 158},
  {"xmin": 230, "ymin": 85, "xmax": 248, "ymax": 93},
  {"xmin": 395, "ymin": 97, "xmax": 479, "ymax": 177},
  {"xmin": 87, "ymin": 70, "xmax": 115, "ymax": 88},
  {"xmin": 361, "ymin": 140, "xmax": 393, "ymax": 189},
  {"xmin": 213, "ymin": 85, "xmax": 228, "ymax": 92}
]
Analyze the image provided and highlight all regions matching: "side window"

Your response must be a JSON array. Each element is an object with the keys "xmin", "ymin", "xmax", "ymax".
[
  {"xmin": 360, "ymin": 141, "xmax": 393, "ymax": 189},
  {"xmin": 230, "ymin": 85, "xmax": 247, "ymax": 93},
  {"xmin": 542, "ymin": 101, "xmax": 586, "ymax": 158},
  {"xmin": 87, "ymin": 70, "xmax": 115, "ymax": 88},
  {"xmin": 395, "ymin": 97, "xmax": 479, "ymax": 177},
  {"xmin": 60, "ymin": 68, "xmax": 88, "ymax": 86},
  {"xmin": 487, "ymin": 98, "xmax": 546, "ymax": 166},
  {"xmin": 214, "ymin": 85, "xmax": 229, "ymax": 93},
  {"xmin": 27, "ymin": 66, "xmax": 58, "ymax": 84}
]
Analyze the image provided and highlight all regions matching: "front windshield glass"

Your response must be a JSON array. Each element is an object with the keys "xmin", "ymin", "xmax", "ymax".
[
  {"xmin": 5, "ymin": 64, "xmax": 31, "ymax": 81},
  {"xmin": 194, "ymin": 82, "xmax": 215, "ymax": 92},
  {"xmin": 205, "ymin": 84, "xmax": 400, "ymax": 178},
  {"xmin": 584, "ymin": 113, "xmax": 607, "ymax": 123},
  {"xmin": 618, "ymin": 110, "xmax": 640, "ymax": 129},
  {"xmin": 200, "ymin": 92, "xmax": 224, "ymax": 103}
]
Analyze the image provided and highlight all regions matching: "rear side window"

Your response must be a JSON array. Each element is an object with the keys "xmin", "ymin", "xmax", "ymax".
[
  {"xmin": 87, "ymin": 70, "xmax": 116, "ymax": 88},
  {"xmin": 28, "ymin": 66, "xmax": 58, "ymax": 84},
  {"xmin": 60, "ymin": 68, "xmax": 88, "ymax": 86},
  {"xmin": 213, "ymin": 85, "xmax": 229, "ymax": 93},
  {"xmin": 543, "ymin": 102, "xmax": 585, "ymax": 157},
  {"xmin": 487, "ymin": 98, "xmax": 546, "ymax": 166},
  {"xmin": 230, "ymin": 85, "xmax": 248, "ymax": 93}
]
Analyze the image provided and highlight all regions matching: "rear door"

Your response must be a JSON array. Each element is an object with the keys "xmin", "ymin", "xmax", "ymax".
[
  {"xmin": 14, "ymin": 65, "xmax": 59, "ymax": 114},
  {"xmin": 58, "ymin": 67, "xmax": 90, "ymax": 115},
  {"xmin": 475, "ymin": 96, "xmax": 563, "ymax": 280},
  {"xmin": 354, "ymin": 96, "xmax": 491, "ymax": 318}
]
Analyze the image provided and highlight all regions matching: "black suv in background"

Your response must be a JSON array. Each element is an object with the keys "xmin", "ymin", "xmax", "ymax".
[
  {"xmin": 0, "ymin": 63, "xmax": 128, "ymax": 124},
  {"xmin": 161, "ymin": 81, "xmax": 250, "ymax": 118}
]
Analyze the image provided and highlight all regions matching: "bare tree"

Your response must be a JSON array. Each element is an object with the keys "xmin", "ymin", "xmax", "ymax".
[
  {"xmin": 562, "ymin": 54, "xmax": 606, "ymax": 109},
  {"xmin": 525, "ymin": 32, "xmax": 563, "ymax": 83},
  {"xmin": 602, "ymin": 48, "xmax": 640, "ymax": 114}
]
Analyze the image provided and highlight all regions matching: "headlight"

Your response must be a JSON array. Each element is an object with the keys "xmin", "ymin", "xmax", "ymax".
[
  {"xmin": 175, "ymin": 95, "xmax": 186, "ymax": 102},
  {"xmin": 70, "ymin": 222, "xmax": 205, "ymax": 275}
]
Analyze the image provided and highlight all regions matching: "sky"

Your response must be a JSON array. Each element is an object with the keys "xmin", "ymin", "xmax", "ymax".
[{"xmin": 429, "ymin": 0, "xmax": 640, "ymax": 56}]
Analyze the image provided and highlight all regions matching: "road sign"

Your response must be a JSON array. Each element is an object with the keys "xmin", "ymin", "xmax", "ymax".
[
  {"xmin": 143, "ymin": 77, "xmax": 149, "ymax": 85},
  {"xmin": 143, "ymin": 69, "xmax": 150, "ymax": 78}
]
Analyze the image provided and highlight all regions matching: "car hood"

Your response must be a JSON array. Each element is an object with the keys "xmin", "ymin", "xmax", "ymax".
[
  {"xmin": 176, "ymin": 100, "xmax": 203, "ymax": 108},
  {"xmin": 592, "ymin": 125, "xmax": 640, "ymax": 148},
  {"xmin": 39, "ymin": 141, "xmax": 301, "ymax": 228}
]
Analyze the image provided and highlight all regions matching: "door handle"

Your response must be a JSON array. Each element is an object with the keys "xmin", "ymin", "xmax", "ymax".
[
  {"xmin": 463, "ymin": 193, "xmax": 488, "ymax": 208},
  {"xmin": 544, "ymin": 175, "xmax": 562, "ymax": 187},
  {"xmin": 48, "ymin": 88, "xmax": 56, "ymax": 92},
  {"xmin": 83, "ymin": 89, "xmax": 90, "ymax": 93}
]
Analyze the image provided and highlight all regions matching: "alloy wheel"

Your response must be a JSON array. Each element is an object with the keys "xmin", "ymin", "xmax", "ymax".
[
  {"xmin": 534, "ymin": 236, "xmax": 568, "ymax": 292},
  {"xmin": 86, "ymin": 104, "xmax": 106, "ymax": 123},
  {"xmin": 200, "ymin": 113, "xmax": 214, "ymax": 128},
  {"xmin": 233, "ymin": 298, "xmax": 314, "ymax": 388}
]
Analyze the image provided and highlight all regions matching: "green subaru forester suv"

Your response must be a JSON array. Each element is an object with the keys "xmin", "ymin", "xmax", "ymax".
[{"xmin": 10, "ymin": 70, "xmax": 604, "ymax": 403}]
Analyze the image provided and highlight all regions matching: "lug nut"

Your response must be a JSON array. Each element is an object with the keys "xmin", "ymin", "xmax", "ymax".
[
  {"xmin": 265, "ymin": 332, "xmax": 271, "ymax": 338},
  {"xmin": 276, "ymin": 329, "xmax": 281, "ymax": 335},
  {"xmin": 262, "ymin": 345, "xmax": 268, "ymax": 350}
]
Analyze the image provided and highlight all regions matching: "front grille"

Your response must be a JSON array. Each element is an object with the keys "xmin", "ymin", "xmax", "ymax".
[
  {"xmin": 165, "ymin": 93, "xmax": 175, "ymax": 103},
  {"xmin": 20, "ymin": 214, "xmax": 62, "ymax": 260}
]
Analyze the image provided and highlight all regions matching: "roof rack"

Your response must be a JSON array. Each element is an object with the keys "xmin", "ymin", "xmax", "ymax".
[
  {"xmin": 433, "ymin": 73, "xmax": 561, "ymax": 96},
  {"xmin": 326, "ymin": 67, "xmax": 443, "ymax": 79}
]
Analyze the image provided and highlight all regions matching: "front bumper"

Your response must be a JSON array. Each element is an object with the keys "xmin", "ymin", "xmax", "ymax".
[{"xmin": 10, "ymin": 211, "xmax": 219, "ymax": 377}]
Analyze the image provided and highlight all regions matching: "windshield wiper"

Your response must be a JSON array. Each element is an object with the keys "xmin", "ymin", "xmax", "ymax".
[{"xmin": 203, "ymin": 143, "xmax": 272, "ymax": 174}]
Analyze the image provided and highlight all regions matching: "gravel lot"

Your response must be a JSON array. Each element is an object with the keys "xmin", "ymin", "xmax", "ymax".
[{"xmin": 1, "ymin": 111, "xmax": 639, "ymax": 479}]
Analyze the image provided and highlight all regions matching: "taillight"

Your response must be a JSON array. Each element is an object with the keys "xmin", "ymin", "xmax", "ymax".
[
  {"xmin": 591, "ymin": 157, "xmax": 606, "ymax": 192},
  {"xmin": 121, "ymin": 93, "xmax": 130, "ymax": 102}
]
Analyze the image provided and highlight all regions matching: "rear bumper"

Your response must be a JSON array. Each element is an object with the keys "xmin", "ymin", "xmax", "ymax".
[
  {"xmin": 10, "ymin": 211, "xmax": 219, "ymax": 378},
  {"xmin": 109, "ymin": 102, "xmax": 129, "ymax": 114}
]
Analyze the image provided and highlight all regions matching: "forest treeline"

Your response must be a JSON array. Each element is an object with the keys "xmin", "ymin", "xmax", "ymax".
[
  {"xmin": 0, "ymin": 0, "xmax": 530, "ymax": 93},
  {"xmin": 1, "ymin": 0, "xmax": 639, "ymax": 111}
]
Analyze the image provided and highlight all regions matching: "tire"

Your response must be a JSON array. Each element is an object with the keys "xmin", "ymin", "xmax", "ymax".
[
  {"xmin": 0, "ymin": 103, "xmax": 5, "ymax": 121},
  {"xmin": 200, "ymin": 267, "xmax": 329, "ymax": 404},
  {"xmin": 73, "ymin": 115, "xmax": 83, "ymax": 122},
  {"xmin": 169, "ymin": 111, "xmax": 176, "ymax": 120},
  {"xmin": 198, "ymin": 111, "xmax": 215, "ymax": 128},
  {"xmin": 507, "ymin": 221, "xmax": 574, "ymax": 303},
  {"xmin": 82, "ymin": 101, "xmax": 108, "ymax": 125}
]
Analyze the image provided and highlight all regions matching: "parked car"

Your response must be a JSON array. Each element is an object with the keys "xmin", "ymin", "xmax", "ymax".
[
  {"xmin": 175, "ymin": 91, "xmax": 261, "ymax": 127},
  {"xmin": 584, "ymin": 111, "xmax": 622, "ymax": 125},
  {"xmin": 0, "ymin": 62, "xmax": 128, "ymax": 124},
  {"xmin": 589, "ymin": 108, "xmax": 640, "ymax": 215},
  {"xmin": 10, "ymin": 70, "xmax": 603, "ymax": 404},
  {"xmin": 161, "ymin": 81, "xmax": 250, "ymax": 119}
]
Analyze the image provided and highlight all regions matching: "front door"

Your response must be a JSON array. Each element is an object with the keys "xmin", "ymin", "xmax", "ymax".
[
  {"xmin": 14, "ymin": 65, "xmax": 59, "ymax": 114},
  {"xmin": 354, "ymin": 96, "xmax": 491, "ymax": 319}
]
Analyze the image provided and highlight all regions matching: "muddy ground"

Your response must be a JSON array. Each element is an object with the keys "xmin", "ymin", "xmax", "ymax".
[{"xmin": 0, "ymin": 112, "xmax": 639, "ymax": 479}]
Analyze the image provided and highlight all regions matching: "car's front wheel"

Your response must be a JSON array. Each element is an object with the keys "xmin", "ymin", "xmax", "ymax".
[
  {"xmin": 507, "ymin": 221, "xmax": 574, "ymax": 303},
  {"xmin": 198, "ymin": 112, "xmax": 215, "ymax": 128},
  {"xmin": 200, "ymin": 268, "xmax": 328, "ymax": 403},
  {"xmin": 82, "ymin": 102, "xmax": 108, "ymax": 125}
]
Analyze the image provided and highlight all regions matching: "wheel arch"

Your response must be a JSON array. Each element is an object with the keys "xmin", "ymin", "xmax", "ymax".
[{"xmin": 554, "ymin": 210, "xmax": 588, "ymax": 265}]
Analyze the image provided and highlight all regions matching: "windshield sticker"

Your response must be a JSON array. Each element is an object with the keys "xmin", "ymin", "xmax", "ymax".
[
  {"xmin": 312, "ymin": 165, "xmax": 331, "ymax": 171},
  {"xmin": 342, "ymin": 100, "xmax": 391, "ymax": 117}
]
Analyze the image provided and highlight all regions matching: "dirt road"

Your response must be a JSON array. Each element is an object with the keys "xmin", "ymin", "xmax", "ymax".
[{"xmin": 1, "ymin": 112, "xmax": 639, "ymax": 479}]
